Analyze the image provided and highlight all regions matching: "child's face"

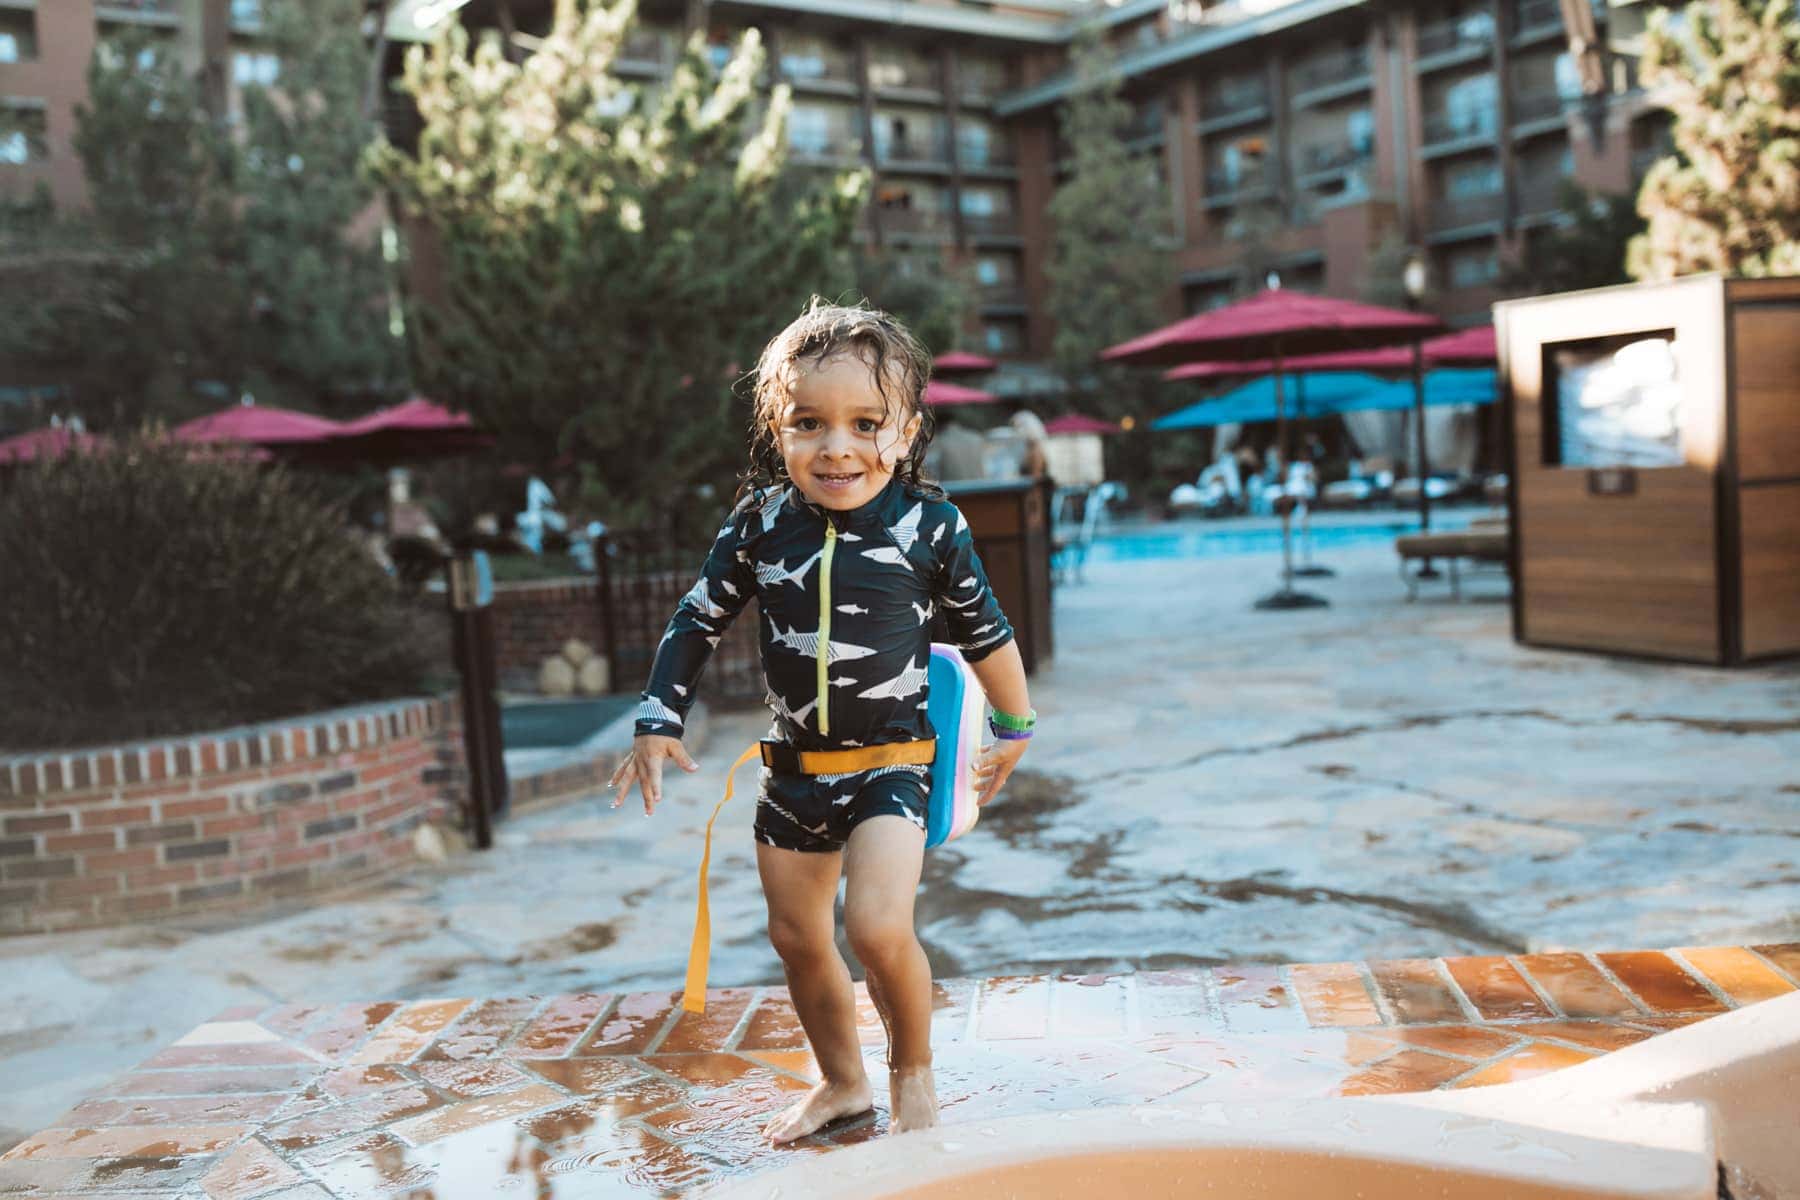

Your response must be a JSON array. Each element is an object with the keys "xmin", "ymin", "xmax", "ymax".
[{"xmin": 777, "ymin": 353, "xmax": 922, "ymax": 511}]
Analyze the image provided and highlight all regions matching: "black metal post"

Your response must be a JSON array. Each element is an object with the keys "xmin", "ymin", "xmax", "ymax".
[
  {"xmin": 1255, "ymin": 346, "xmax": 1328, "ymax": 611},
  {"xmin": 447, "ymin": 553, "xmax": 502, "ymax": 849},
  {"xmin": 1412, "ymin": 337, "xmax": 1442, "ymax": 579}
]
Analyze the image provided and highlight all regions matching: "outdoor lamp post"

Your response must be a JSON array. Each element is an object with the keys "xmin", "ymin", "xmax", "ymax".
[{"xmin": 1402, "ymin": 252, "xmax": 1439, "ymax": 579}]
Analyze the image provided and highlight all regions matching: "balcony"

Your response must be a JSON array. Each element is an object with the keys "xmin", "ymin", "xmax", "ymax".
[
  {"xmin": 1123, "ymin": 105, "xmax": 1166, "ymax": 144},
  {"xmin": 230, "ymin": 0, "xmax": 262, "ymax": 26},
  {"xmin": 1296, "ymin": 138, "xmax": 1373, "ymax": 181},
  {"xmin": 1291, "ymin": 47, "xmax": 1372, "ymax": 99},
  {"xmin": 780, "ymin": 50, "xmax": 858, "ymax": 90},
  {"xmin": 876, "ymin": 206, "xmax": 951, "ymax": 238},
  {"xmin": 1630, "ymin": 143, "xmax": 1675, "ymax": 180},
  {"xmin": 1514, "ymin": 174, "xmax": 1568, "ymax": 220},
  {"xmin": 1416, "ymin": 13, "xmax": 1495, "ymax": 64},
  {"xmin": 1202, "ymin": 166, "xmax": 1275, "ymax": 205},
  {"xmin": 961, "ymin": 211, "xmax": 1021, "ymax": 239},
  {"xmin": 1422, "ymin": 107, "xmax": 1498, "ymax": 151},
  {"xmin": 788, "ymin": 132, "xmax": 863, "ymax": 160},
  {"xmin": 1510, "ymin": 0, "xmax": 1564, "ymax": 38},
  {"xmin": 95, "ymin": 0, "xmax": 180, "ymax": 23},
  {"xmin": 618, "ymin": 31, "xmax": 675, "ymax": 74},
  {"xmin": 874, "ymin": 133, "xmax": 953, "ymax": 168},
  {"xmin": 1198, "ymin": 80, "xmax": 1270, "ymax": 133},
  {"xmin": 1428, "ymin": 189, "xmax": 1504, "ymax": 231},
  {"xmin": 1510, "ymin": 89, "xmax": 1572, "ymax": 132},
  {"xmin": 978, "ymin": 282, "xmax": 1027, "ymax": 309},
  {"xmin": 957, "ymin": 63, "xmax": 1014, "ymax": 105},
  {"xmin": 957, "ymin": 137, "xmax": 1017, "ymax": 170},
  {"xmin": 868, "ymin": 60, "xmax": 944, "ymax": 97}
]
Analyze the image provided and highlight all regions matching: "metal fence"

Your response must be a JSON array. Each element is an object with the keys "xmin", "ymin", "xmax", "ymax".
[{"xmin": 594, "ymin": 529, "xmax": 766, "ymax": 704}]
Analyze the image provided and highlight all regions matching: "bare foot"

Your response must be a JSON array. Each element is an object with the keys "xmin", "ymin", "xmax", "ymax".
[
  {"xmin": 762, "ymin": 1076, "xmax": 874, "ymax": 1145},
  {"xmin": 888, "ymin": 1065, "xmax": 938, "ymax": 1135}
]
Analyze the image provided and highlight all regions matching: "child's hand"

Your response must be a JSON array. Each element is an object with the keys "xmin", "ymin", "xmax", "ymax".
[
  {"xmin": 609, "ymin": 734, "xmax": 699, "ymax": 816},
  {"xmin": 972, "ymin": 738, "xmax": 1028, "ymax": 807}
]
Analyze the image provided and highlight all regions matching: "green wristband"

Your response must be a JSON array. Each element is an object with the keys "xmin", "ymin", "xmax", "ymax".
[{"xmin": 988, "ymin": 706, "xmax": 1036, "ymax": 732}]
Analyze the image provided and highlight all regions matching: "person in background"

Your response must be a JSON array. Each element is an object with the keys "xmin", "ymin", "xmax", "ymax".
[{"xmin": 925, "ymin": 408, "xmax": 987, "ymax": 482}]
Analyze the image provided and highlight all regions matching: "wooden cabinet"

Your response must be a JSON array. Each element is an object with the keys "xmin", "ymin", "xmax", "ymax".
[
  {"xmin": 1497, "ymin": 275, "xmax": 1800, "ymax": 664},
  {"xmin": 942, "ymin": 479, "xmax": 1054, "ymax": 674}
]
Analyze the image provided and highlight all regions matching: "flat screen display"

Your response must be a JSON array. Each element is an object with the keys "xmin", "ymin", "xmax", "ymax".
[{"xmin": 1544, "ymin": 332, "xmax": 1683, "ymax": 468}]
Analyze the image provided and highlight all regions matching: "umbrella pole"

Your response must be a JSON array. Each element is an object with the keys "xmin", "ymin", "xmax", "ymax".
[
  {"xmin": 1291, "ymin": 375, "xmax": 1334, "ymax": 579},
  {"xmin": 1411, "ymin": 338, "xmax": 1441, "ymax": 580},
  {"xmin": 1255, "ymin": 349, "xmax": 1327, "ymax": 612}
]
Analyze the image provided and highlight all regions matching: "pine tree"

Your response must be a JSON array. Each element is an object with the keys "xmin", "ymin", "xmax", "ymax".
[
  {"xmin": 1626, "ymin": 0, "xmax": 1800, "ymax": 279},
  {"xmin": 239, "ymin": 0, "xmax": 407, "ymax": 413},
  {"xmin": 1042, "ymin": 29, "xmax": 1173, "ymax": 423},
  {"xmin": 0, "ymin": 31, "xmax": 249, "ymax": 429},
  {"xmin": 366, "ymin": 0, "xmax": 867, "ymax": 533}
]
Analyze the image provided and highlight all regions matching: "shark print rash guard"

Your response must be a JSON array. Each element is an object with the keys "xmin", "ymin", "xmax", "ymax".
[{"xmin": 634, "ymin": 475, "xmax": 1013, "ymax": 751}]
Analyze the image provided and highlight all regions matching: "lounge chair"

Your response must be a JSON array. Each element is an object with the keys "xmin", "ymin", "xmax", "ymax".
[
  {"xmin": 1052, "ymin": 482, "xmax": 1120, "ymax": 584},
  {"xmin": 1394, "ymin": 523, "xmax": 1509, "ymax": 600}
]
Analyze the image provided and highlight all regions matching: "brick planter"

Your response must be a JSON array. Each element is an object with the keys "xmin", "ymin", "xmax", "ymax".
[{"xmin": 0, "ymin": 697, "xmax": 465, "ymax": 935}]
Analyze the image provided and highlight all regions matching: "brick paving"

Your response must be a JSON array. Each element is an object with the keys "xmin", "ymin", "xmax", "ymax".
[{"xmin": 1, "ymin": 944, "xmax": 1791, "ymax": 1199}]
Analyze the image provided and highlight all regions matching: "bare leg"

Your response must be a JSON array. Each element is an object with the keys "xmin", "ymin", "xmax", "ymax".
[
  {"xmin": 844, "ymin": 815, "xmax": 938, "ymax": 1135},
  {"xmin": 756, "ymin": 841, "xmax": 873, "ymax": 1144}
]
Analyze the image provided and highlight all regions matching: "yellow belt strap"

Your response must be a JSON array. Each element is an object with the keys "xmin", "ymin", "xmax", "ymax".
[{"xmin": 682, "ymin": 744, "xmax": 762, "ymax": 1015}]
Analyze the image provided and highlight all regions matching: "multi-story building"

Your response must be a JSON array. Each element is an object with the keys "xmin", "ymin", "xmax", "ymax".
[{"xmin": 4, "ymin": 0, "xmax": 1677, "ymax": 373}]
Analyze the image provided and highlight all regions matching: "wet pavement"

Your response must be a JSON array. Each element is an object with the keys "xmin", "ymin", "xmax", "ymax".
[
  {"xmin": 0, "ymin": 945, "xmax": 1794, "ymax": 1197},
  {"xmin": 2, "ymin": 516, "xmax": 1797, "ymax": 1166}
]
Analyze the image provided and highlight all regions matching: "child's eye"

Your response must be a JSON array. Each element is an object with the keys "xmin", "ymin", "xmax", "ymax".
[
  {"xmin": 794, "ymin": 417, "xmax": 821, "ymax": 431},
  {"xmin": 856, "ymin": 418, "xmax": 881, "ymax": 433}
]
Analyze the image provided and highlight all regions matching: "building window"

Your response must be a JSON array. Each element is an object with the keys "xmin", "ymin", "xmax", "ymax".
[
  {"xmin": 981, "ymin": 319, "xmax": 1024, "ymax": 355},
  {"xmin": 1442, "ymin": 156, "xmax": 1502, "ymax": 197},
  {"xmin": 0, "ymin": 105, "xmax": 50, "ymax": 165},
  {"xmin": 1440, "ymin": 243, "xmax": 1500, "ymax": 288},
  {"xmin": 0, "ymin": 12, "xmax": 37, "ymax": 64},
  {"xmin": 868, "ymin": 44, "xmax": 940, "ymax": 92},
  {"xmin": 778, "ymin": 33, "xmax": 853, "ymax": 84},
  {"xmin": 233, "ymin": 51, "xmax": 280, "ymax": 87}
]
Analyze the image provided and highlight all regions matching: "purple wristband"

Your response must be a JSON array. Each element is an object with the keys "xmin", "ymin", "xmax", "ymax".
[{"xmin": 990, "ymin": 725, "xmax": 1034, "ymax": 741}]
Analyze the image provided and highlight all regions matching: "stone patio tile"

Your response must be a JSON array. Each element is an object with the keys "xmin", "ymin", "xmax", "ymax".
[
  {"xmin": 0, "ymin": 1153, "xmax": 215, "ymax": 1194},
  {"xmin": 260, "ymin": 1004, "xmax": 324, "ymax": 1038},
  {"xmin": 137, "ymin": 1042, "xmax": 320, "ymax": 1071},
  {"xmin": 1367, "ymin": 958, "xmax": 1465, "ymax": 1023},
  {"xmin": 1513, "ymin": 952, "xmax": 1641, "ymax": 1017},
  {"xmin": 1049, "ymin": 973, "xmax": 1130, "ymax": 1038},
  {"xmin": 577, "ymin": 990, "xmax": 680, "ymax": 1055},
  {"xmin": 1452, "ymin": 1041, "xmax": 1599, "ymax": 1088},
  {"xmin": 60, "ymin": 1093, "xmax": 290, "ymax": 1127},
  {"xmin": 387, "ymin": 1082, "xmax": 565, "ymax": 1145},
  {"xmin": 637, "ymin": 1073, "xmax": 810, "ymax": 1144},
  {"xmin": 1750, "ymin": 943, "xmax": 1800, "ymax": 982},
  {"xmin": 656, "ymin": 988, "xmax": 757, "ymax": 1054},
  {"xmin": 508, "ymin": 992, "xmax": 612, "ymax": 1058},
  {"xmin": 641, "ymin": 1052, "xmax": 774, "ymax": 1090},
  {"xmin": 346, "ymin": 999, "xmax": 474, "ymax": 1065},
  {"xmin": 521, "ymin": 1056, "xmax": 646, "ymax": 1096},
  {"xmin": 1677, "ymin": 946, "xmax": 1797, "ymax": 1005},
  {"xmin": 315, "ymin": 1064, "xmax": 411, "ymax": 1101},
  {"xmin": 1625, "ymin": 1014, "xmax": 1713, "ymax": 1030},
  {"xmin": 742, "ymin": 1048, "xmax": 821, "ymax": 1082},
  {"xmin": 1364, "ymin": 1024, "xmax": 1522, "ymax": 1059},
  {"xmin": 929, "ymin": 976, "xmax": 978, "ymax": 1043},
  {"xmin": 250, "ymin": 1186, "xmax": 334, "ymax": 1200},
  {"xmin": 1288, "ymin": 962, "xmax": 1382, "ymax": 1026},
  {"xmin": 1443, "ymin": 955, "xmax": 1554, "ymax": 1020},
  {"xmin": 974, "ymin": 974, "xmax": 1052, "ymax": 1040},
  {"xmin": 1141, "ymin": 1033, "xmax": 1347, "ymax": 1100},
  {"xmin": 518, "ymin": 1114, "xmax": 728, "ymax": 1198},
  {"xmin": 1512, "ymin": 1020, "xmax": 1655, "ymax": 1052},
  {"xmin": 735, "ymin": 990, "xmax": 807, "ymax": 1051},
  {"xmin": 1211, "ymin": 965, "xmax": 1306, "ymax": 1034},
  {"xmin": 1135, "ymin": 968, "xmax": 1222, "ymax": 1035},
  {"xmin": 96, "ymin": 1066, "xmax": 316, "ymax": 1098},
  {"xmin": 1598, "ymin": 951, "xmax": 1728, "ymax": 1014},
  {"xmin": 199, "ymin": 1136, "xmax": 306, "ymax": 1200},
  {"xmin": 418, "ymin": 996, "xmax": 543, "ymax": 1061},
  {"xmin": 2, "ymin": 1124, "xmax": 247, "ymax": 1161},
  {"xmin": 1333, "ymin": 1048, "xmax": 1471, "ymax": 1095},
  {"xmin": 412, "ymin": 1058, "xmax": 536, "ymax": 1098},
  {"xmin": 533, "ymin": 1066, "xmax": 691, "ymax": 1122},
  {"xmin": 300, "ymin": 1001, "xmax": 405, "ymax": 1061},
  {"xmin": 263, "ymin": 1085, "xmax": 442, "ymax": 1149}
]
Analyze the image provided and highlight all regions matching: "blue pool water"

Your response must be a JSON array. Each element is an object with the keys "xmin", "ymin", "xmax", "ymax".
[{"xmin": 1085, "ymin": 514, "xmax": 1475, "ymax": 564}]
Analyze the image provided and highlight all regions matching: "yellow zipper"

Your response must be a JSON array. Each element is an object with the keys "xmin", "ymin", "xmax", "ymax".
[{"xmin": 817, "ymin": 522, "xmax": 836, "ymax": 735}]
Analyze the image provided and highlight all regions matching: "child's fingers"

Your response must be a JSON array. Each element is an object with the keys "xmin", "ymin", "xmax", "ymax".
[
  {"xmin": 643, "ymin": 757, "xmax": 664, "ymax": 814},
  {"xmin": 609, "ymin": 755, "xmax": 638, "ymax": 809},
  {"xmin": 672, "ymin": 743, "xmax": 700, "ymax": 773}
]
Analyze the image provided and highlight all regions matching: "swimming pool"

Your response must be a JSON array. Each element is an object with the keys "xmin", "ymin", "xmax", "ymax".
[{"xmin": 1085, "ymin": 514, "xmax": 1476, "ymax": 563}]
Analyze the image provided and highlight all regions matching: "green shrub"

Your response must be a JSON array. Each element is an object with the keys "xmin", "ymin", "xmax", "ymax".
[{"xmin": 0, "ymin": 436, "xmax": 443, "ymax": 750}]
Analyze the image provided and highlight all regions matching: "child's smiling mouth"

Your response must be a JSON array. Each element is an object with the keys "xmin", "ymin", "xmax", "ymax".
[{"xmin": 815, "ymin": 471, "xmax": 863, "ymax": 490}]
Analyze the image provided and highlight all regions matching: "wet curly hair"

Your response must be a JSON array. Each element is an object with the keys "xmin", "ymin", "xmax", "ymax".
[{"xmin": 737, "ymin": 299, "xmax": 945, "ymax": 506}]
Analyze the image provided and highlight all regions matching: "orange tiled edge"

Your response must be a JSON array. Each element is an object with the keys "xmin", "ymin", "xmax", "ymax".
[{"xmin": 0, "ymin": 945, "xmax": 1791, "ymax": 1199}]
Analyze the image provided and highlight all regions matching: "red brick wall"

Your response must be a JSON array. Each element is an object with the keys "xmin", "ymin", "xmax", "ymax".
[
  {"xmin": 0, "ymin": 697, "xmax": 465, "ymax": 935},
  {"xmin": 490, "ymin": 579, "xmax": 608, "ymax": 692}
]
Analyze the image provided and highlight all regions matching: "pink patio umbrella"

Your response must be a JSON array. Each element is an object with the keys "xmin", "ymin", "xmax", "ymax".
[
  {"xmin": 171, "ymin": 403, "xmax": 344, "ymax": 447},
  {"xmin": 932, "ymin": 350, "xmax": 997, "ymax": 376},
  {"xmin": 0, "ymin": 425, "xmax": 105, "ymax": 465},
  {"xmin": 1044, "ymin": 413, "xmax": 1121, "ymax": 435},
  {"xmin": 1104, "ymin": 289, "xmax": 1443, "ymax": 610},
  {"xmin": 923, "ymin": 379, "xmax": 999, "ymax": 407},
  {"xmin": 1161, "ymin": 325, "xmax": 1495, "ymax": 382},
  {"xmin": 301, "ymin": 396, "xmax": 496, "ymax": 466}
]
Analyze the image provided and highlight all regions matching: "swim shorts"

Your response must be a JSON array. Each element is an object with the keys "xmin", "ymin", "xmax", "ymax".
[{"xmin": 753, "ymin": 761, "xmax": 930, "ymax": 853}]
